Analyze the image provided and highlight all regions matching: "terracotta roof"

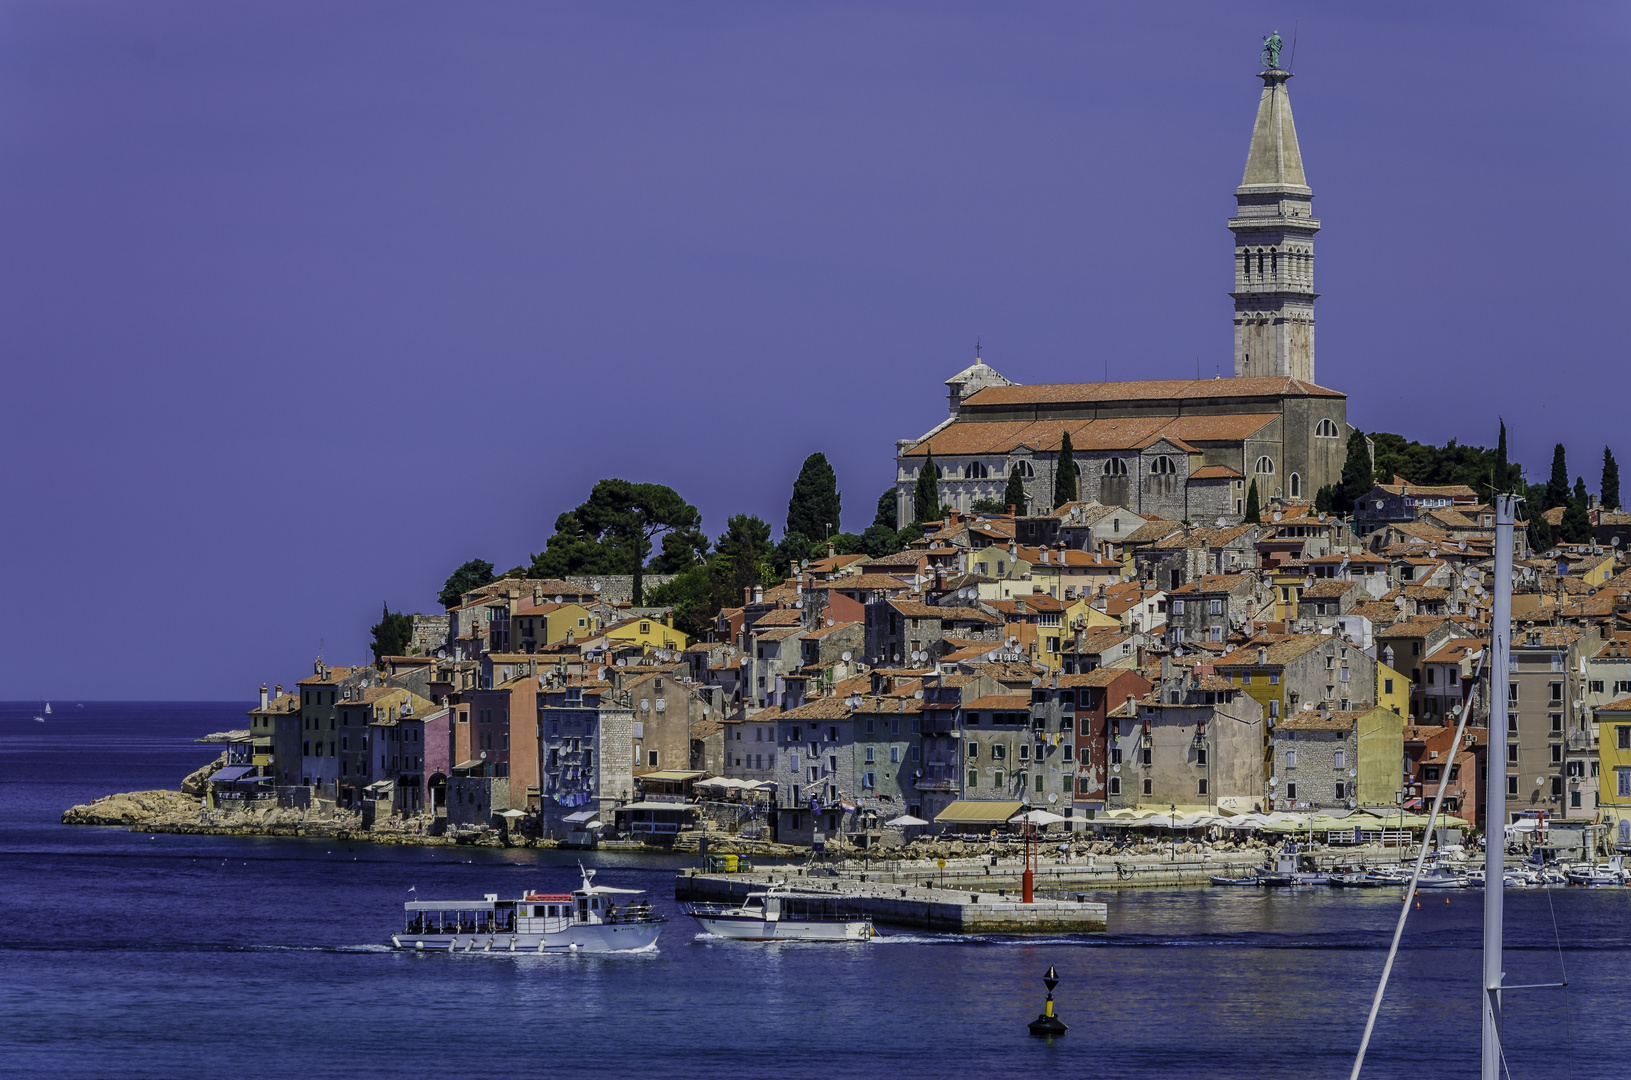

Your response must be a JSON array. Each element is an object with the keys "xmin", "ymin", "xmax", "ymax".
[
  {"xmin": 1512, "ymin": 626, "xmax": 1583, "ymax": 648},
  {"xmin": 1299, "ymin": 579, "xmax": 1361, "ymax": 599},
  {"xmin": 777, "ymin": 698, "xmax": 854, "ymax": 721},
  {"xmin": 903, "ymin": 413, "xmax": 1283, "ymax": 458},
  {"xmin": 1059, "ymin": 668, "xmax": 1148, "ymax": 688},
  {"xmin": 863, "ymin": 551, "xmax": 929, "ymax": 568},
  {"xmin": 803, "ymin": 621, "xmax": 861, "ymax": 640},
  {"xmin": 961, "ymin": 376, "xmax": 1343, "ymax": 407},
  {"xmin": 1214, "ymin": 635, "xmax": 1330, "ymax": 667},
  {"xmin": 888, "ymin": 600, "xmax": 1001, "ymax": 623},
  {"xmin": 750, "ymin": 608, "xmax": 805, "ymax": 627},
  {"xmin": 1597, "ymin": 696, "xmax": 1631, "ymax": 713},
  {"xmin": 962, "ymin": 694, "xmax": 1033, "ymax": 710},
  {"xmin": 1276, "ymin": 712, "xmax": 1357, "ymax": 731},
  {"xmin": 1189, "ymin": 465, "xmax": 1244, "ymax": 480},
  {"xmin": 826, "ymin": 574, "xmax": 916, "ymax": 592},
  {"xmin": 1373, "ymin": 482, "xmax": 1478, "ymax": 499},
  {"xmin": 750, "ymin": 626, "xmax": 805, "ymax": 643},
  {"xmin": 1170, "ymin": 574, "xmax": 1257, "ymax": 595}
]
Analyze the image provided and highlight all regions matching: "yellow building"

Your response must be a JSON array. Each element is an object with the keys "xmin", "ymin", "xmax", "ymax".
[
  {"xmin": 1597, "ymin": 698, "xmax": 1631, "ymax": 847},
  {"xmin": 1376, "ymin": 659, "xmax": 1409, "ymax": 717},
  {"xmin": 604, "ymin": 614, "xmax": 691, "ymax": 653},
  {"xmin": 1352, "ymin": 705, "xmax": 1405, "ymax": 808},
  {"xmin": 513, "ymin": 601, "xmax": 599, "ymax": 650}
]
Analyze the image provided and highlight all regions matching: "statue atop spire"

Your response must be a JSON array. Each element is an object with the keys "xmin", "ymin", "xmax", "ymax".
[{"xmin": 1261, "ymin": 30, "xmax": 1284, "ymax": 71}]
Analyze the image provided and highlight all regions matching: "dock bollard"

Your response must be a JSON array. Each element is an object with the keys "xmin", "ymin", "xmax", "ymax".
[{"xmin": 1027, "ymin": 965, "xmax": 1068, "ymax": 1037}]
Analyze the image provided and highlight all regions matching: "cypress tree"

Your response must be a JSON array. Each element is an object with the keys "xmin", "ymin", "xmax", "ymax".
[
  {"xmin": 1527, "ymin": 512, "xmax": 1554, "ymax": 555},
  {"xmin": 1331, "ymin": 428, "xmax": 1373, "ymax": 515},
  {"xmin": 1561, "ymin": 477, "xmax": 1592, "ymax": 543},
  {"xmin": 786, "ymin": 452, "xmax": 842, "ymax": 544},
  {"xmin": 1243, "ymin": 479, "xmax": 1262, "ymax": 523},
  {"xmin": 1004, "ymin": 466, "xmax": 1027, "ymax": 515},
  {"xmin": 1053, "ymin": 433, "xmax": 1078, "ymax": 509},
  {"xmin": 1545, "ymin": 443, "xmax": 1570, "ymax": 509},
  {"xmin": 1603, "ymin": 447, "xmax": 1620, "ymax": 511},
  {"xmin": 914, "ymin": 454, "xmax": 941, "ymax": 524}
]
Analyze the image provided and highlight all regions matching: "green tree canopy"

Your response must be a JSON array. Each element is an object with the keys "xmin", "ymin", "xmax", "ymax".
[
  {"xmin": 438, "ymin": 558, "xmax": 495, "ymax": 610},
  {"xmin": 1004, "ymin": 465, "xmax": 1027, "ymax": 515},
  {"xmin": 1603, "ymin": 447, "xmax": 1620, "ymax": 511},
  {"xmin": 370, "ymin": 603, "xmax": 413, "ymax": 665},
  {"xmin": 786, "ymin": 452, "xmax": 841, "ymax": 544},
  {"xmin": 861, "ymin": 524, "xmax": 899, "ymax": 557},
  {"xmin": 1316, "ymin": 428, "xmax": 1376, "ymax": 516},
  {"xmin": 649, "ymin": 514, "xmax": 776, "ymax": 638},
  {"xmin": 1243, "ymin": 479, "xmax": 1261, "ymax": 523},
  {"xmin": 529, "ymin": 479, "xmax": 701, "ymax": 605},
  {"xmin": 1561, "ymin": 477, "xmax": 1592, "ymax": 543},
  {"xmin": 1053, "ymin": 433, "xmax": 1078, "ymax": 509},
  {"xmin": 913, "ymin": 454, "xmax": 940, "ymax": 524},
  {"xmin": 874, "ymin": 488, "xmax": 898, "ymax": 531},
  {"xmin": 1544, "ymin": 444, "xmax": 1570, "ymax": 510}
]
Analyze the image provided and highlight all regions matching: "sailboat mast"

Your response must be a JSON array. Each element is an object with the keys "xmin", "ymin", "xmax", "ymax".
[{"xmin": 1482, "ymin": 493, "xmax": 1515, "ymax": 1079}]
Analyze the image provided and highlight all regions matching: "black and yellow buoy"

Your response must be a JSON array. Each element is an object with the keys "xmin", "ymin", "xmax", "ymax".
[{"xmin": 1027, "ymin": 965, "xmax": 1068, "ymax": 1037}]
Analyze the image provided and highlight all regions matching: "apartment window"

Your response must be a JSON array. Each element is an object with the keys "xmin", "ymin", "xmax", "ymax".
[
  {"xmin": 968, "ymin": 770, "xmax": 978, "ymax": 788},
  {"xmin": 1550, "ymin": 744, "xmax": 1562, "ymax": 764},
  {"xmin": 1550, "ymin": 682, "xmax": 1564, "ymax": 703},
  {"xmin": 1508, "ymin": 714, "xmax": 1518, "ymax": 733},
  {"xmin": 1508, "ymin": 744, "xmax": 1519, "ymax": 763},
  {"xmin": 648, "ymin": 751, "xmax": 658, "ymax": 767},
  {"xmin": 1285, "ymin": 783, "xmax": 1297, "ymax": 800},
  {"xmin": 1334, "ymin": 749, "xmax": 1345, "ymax": 770},
  {"xmin": 1508, "ymin": 775, "xmax": 1519, "ymax": 796},
  {"xmin": 1196, "ymin": 747, "xmax": 1207, "ymax": 765},
  {"xmin": 890, "ymin": 746, "xmax": 900, "ymax": 764},
  {"xmin": 1142, "ymin": 778, "xmax": 1153, "ymax": 795},
  {"xmin": 967, "ymin": 741, "xmax": 979, "ymax": 759},
  {"xmin": 994, "ymin": 771, "xmax": 1004, "ymax": 788},
  {"xmin": 865, "ymin": 718, "xmax": 875, "ymax": 734},
  {"xmin": 1617, "ymin": 681, "xmax": 1631, "ymax": 694},
  {"xmin": 1286, "ymin": 749, "xmax": 1298, "ymax": 768},
  {"xmin": 1551, "ymin": 714, "xmax": 1563, "ymax": 732},
  {"xmin": 1619, "ymin": 726, "xmax": 1631, "ymax": 751},
  {"xmin": 1197, "ymin": 778, "xmax": 1209, "ymax": 796},
  {"xmin": 1035, "ymin": 774, "xmax": 1045, "ymax": 793},
  {"xmin": 992, "ymin": 745, "xmax": 1005, "ymax": 760},
  {"xmin": 1140, "ymin": 746, "xmax": 1152, "ymax": 766},
  {"xmin": 1019, "ymin": 745, "xmax": 1030, "ymax": 761},
  {"xmin": 1110, "ymin": 747, "xmax": 1122, "ymax": 765},
  {"xmin": 1619, "ymin": 769, "xmax": 1631, "ymax": 798},
  {"xmin": 1210, "ymin": 599, "xmax": 1223, "ymax": 616},
  {"xmin": 1508, "ymin": 683, "xmax": 1518, "ymax": 703},
  {"xmin": 1109, "ymin": 777, "xmax": 1121, "ymax": 795},
  {"xmin": 1590, "ymin": 680, "xmax": 1605, "ymax": 694},
  {"xmin": 863, "ymin": 772, "xmax": 876, "ymax": 789},
  {"xmin": 1385, "ymin": 678, "xmax": 1394, "ymax": 695},
  {"xmin": 1335, "ymin": 782, "xmax": 1346, "ymax": 800},
  {"xmin": 864, "ymin": 746, "xmax": 875, "ymax": 764},
  {"xmin": 1172, "ymin": 600, "xmax": 1185, "ymax": 615},
  {"xmin": 1269, "ymin": 673, "xmax": 1280, "ymax": 685},
  {"xmin": 1551, "ymin": 777, "xmax": 1563, "ymax": 797}
]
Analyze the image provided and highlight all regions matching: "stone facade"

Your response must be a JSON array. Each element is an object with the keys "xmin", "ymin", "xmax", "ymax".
[{"xmin": 1271, "ymin": 713, "xmax": 1357, "ymax": 810}]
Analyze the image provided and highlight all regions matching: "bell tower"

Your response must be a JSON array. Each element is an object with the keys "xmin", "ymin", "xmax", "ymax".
[{"xmin": 1231, "ymin": 35, "xmax": 1319, "ymax": 383}]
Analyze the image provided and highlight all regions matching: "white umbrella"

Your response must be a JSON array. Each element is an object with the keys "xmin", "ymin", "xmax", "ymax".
[
  {"xmin": 497, "ymin": 809, "xmax": 526, "ymax": 819},
  {"xmin": 1009, "ymin": 809, "xmax": 1068, "ymax": 826},
  {"xmin": 885, "ymin": 814, "xmax": 929, "ymax": 827}
]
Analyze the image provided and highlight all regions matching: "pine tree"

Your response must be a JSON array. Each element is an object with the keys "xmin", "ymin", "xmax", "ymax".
[
  {"xmin": 1545, "ymin": 444, "xmax": 1570, "ymax": 510},
  {"xmin": 1527, "ymin": 511, "xmax": 1553, "ymax": 555},
  {"xmin": 873, "ymin": 488, "xmax": 898, "ymax": 531},
  {"xmin": 914, "ymin": 454, "xmax": 940, "ymax": 524},
  {"xmin": 1561, "ymin": 476, "xmax": 1592, "ymax": 543},
  {"xmin": 1243, "ymin": 479, "xmax": 1261, "ymax": 523},
  {"xmin": 1053, "ymin": 433, "xmax": 1078, "ymax": 509},
  {"xmin": 1496, "ymin": 419, "xmax": 1519, "ymax": 491},
  {"xmin": 786, "ymin": 452, "xmax": 842, "ymax": 544},
  {"xmin": 1004, "ymin": 466, "xmax": 1027, "ymax": 515},
  {"xmin": 1603, "ymin": 447, "xmax": 1620, "ymax": 511}
]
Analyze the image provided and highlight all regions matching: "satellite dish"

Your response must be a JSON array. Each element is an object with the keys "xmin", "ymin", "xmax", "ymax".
[
  {"xmin": 1536, "ymin": 777, "xmax": 1545, "ymax": 787},
  {"xmin": 1112, "ymin": 764, "xmax": 1121, "ymax": 774},
  {"xmin": 915, "ymin": 689, "xmax": 924, "ymax": 699},
  {"xmin": 554, "ymin": 596, "xmax": 564, "ymax": 605},
  {"xmin": 1349, "ymin": 768, "xmax": 1357, "ymax": 778},
  {"xmin": 1269, "ymin": 776, "xmax": 1278, "ymax": 786},
  {"xmin": 1347, "ymin": 797, "xmax": 1357, "ymax": 809},
  {"xmin": 617, "ymin": 658, "xmax": 627, "ymax": 667},
  {"xmin": 1032, "ymin": 677, "xmax": 1042, "ymax": 687},
  {"xmin": 827, "ymin": 617, "xmax": 835, "ymax": 627},
  {"xmin": 1614, "ymin": 536, "xmax": 1623, "ymax": 548},
  {"xmin": 1047, "ymin": 792, "xmax": 1059, "ymax": 804},
  {"xmin": 841, "ymin": 651, "xmax": 852, "ymax": 662}
]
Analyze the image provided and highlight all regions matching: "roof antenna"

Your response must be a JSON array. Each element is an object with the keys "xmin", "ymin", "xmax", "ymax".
[
  {"xmin": 976, "ymin": 335, "xmax": 982, "ymax": 360},
  {"xmin": 1288, "ymin": 21, "xmax": 1298, "ymax": 72}
]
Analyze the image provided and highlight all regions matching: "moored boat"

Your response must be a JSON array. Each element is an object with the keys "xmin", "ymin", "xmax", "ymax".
[
  {"xmin": 392, "ymin": 865, "xmax": 665, "ymax": 953},
  {"xmin": 686, "ymin": 884, "xmax": 874, "ymax": 941},
  {"xmin": 1209, "ymin": 872, "xmax": 1260, "ymax": 886}
]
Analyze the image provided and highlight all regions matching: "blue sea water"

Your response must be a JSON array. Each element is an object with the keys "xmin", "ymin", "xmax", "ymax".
[{"xmin": 1, "ymin": 701, "xmax": 1626, "ymax": 1080}]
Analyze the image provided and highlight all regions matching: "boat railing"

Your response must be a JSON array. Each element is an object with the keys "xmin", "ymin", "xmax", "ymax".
[
  {"xmin": 600, "ymin": 903, "xmax": 665, "ymax": 924},
  {"xmin": 684, "ymin": 900, "xmax": 864, "ymax": 922}
]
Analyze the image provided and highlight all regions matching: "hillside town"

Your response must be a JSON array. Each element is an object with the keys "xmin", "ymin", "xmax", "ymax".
[{"xmin": 193, "ymin": 48, "xmax": 1631, "ymax": 861}]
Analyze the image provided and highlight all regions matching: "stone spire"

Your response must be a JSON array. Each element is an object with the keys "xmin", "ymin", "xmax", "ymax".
[{"xmin": 1230, "ymin": 58, "xmax": 1319, "ymax": 384}]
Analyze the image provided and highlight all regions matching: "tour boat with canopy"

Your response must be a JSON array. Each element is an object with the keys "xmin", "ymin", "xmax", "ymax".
[{"xmin": 392, "ymin": 865, "xmax": 666, "ymax": 953}]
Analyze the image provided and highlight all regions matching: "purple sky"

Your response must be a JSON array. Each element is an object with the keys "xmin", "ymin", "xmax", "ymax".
[{"xmin": 3, "ymin": 3, "xmax": 1627, "ymax": 700}]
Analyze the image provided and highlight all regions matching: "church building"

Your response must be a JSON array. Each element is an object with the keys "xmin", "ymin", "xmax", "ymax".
[{"xmin": 896, "ymin": 55, "xmax": 1349, "ymax": 526}]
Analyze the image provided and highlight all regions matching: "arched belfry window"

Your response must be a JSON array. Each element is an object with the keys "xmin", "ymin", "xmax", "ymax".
[
  {"xmin": 1010, "ymin": 460, "xmax": 1035, "ymax": 478},
  {"xmin": 965, "ymin": 461, "xmax": 990, "ymax": 479},
  {"xmin": 1103, "ymin": 457, "xmax": 1128, "ymax": 476},
  {"xmin": 1254, "ymin": 456, "xmax": 1275, "ymax": 475},
  {"xmin": 1315, "ymin": 419, "xmax": 1340, "ymax": 438},
  {"xmin": 1289, "ymin": 473, "xmax": 1301, "ymax": 498},
  {"xmin": 1150, "ymin": 456, "xmax": 1176, "ymax": 475}
]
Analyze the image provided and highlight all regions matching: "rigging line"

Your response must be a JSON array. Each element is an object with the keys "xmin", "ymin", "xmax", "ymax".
[
  {"xmin": 1545, "ymin": 885, "xmax": 1573, "ymax": 1080},
  {"xmin": 1349, "ymin": 649, "xmax": 1487, "ymax": 1080}
]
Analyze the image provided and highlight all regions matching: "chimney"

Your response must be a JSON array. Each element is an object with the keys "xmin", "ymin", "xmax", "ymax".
[
  {"xmin": 754, "ymin": 585, "xmax": 764, "ymax": 605},
  {"xmin": 534, "ymin": 584, "xmax": 543, "ymax": 604},
  {"xmin": 1160, "ymin": 654, "xmax": 1172, "ymax": 683},
  {"xmin": 1136, "ymin": 644, "xmax": 1145, "ymax": 668},
  {"xmin": 259, "ymin": 684, "xmax": 269, "ymax": 710},
  {"xmin": 1257, "ymin": 646, "xmax": 1268, "ymax": 665},
  {"xmin": 827, "ymin": 541, "xmax": 836, "ymax": 558},
  {"xmin": 744, "ymin": 586, "xmax": 753, "ymax": 606}
]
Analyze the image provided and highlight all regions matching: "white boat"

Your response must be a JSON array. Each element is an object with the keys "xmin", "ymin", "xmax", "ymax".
[
  {"xmin": 44, "ymin": 702, "xmax": 51, "ymax": 715},
  {"xmin": 392, "ymin": 866, "xmax": 665, "ymax": 953},
  {"xmin": 686, "ymin": 885, "xmax": 874, "ymax": 941},
  {"xmin": 1565, "ymin": 857, "xmax": 1626, "ymax": 887}
]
